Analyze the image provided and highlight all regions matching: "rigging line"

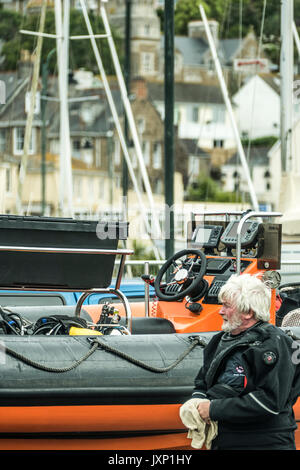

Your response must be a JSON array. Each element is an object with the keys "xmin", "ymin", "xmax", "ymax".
[
  {"xmin": 236, "ymin": 0, "xmax": 243, "ymax": 91},
  {"xmin": 245, "ymin": 0, "xmax": 267, "ymax": 166},
  {"xmin": 226, "ymin": 0, "xmax": 233, "ymax": 39},
  {"xmin": 219, "ymin": 0, "xmax": 230, "ymax": 38},
  {"xmin": 6, "ymin": 11, "xmax": 27, "ymax": 129}
]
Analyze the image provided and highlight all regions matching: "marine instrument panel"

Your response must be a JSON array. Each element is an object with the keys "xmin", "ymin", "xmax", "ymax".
[{"xmin": 185, "ymin": 211, "xmax": 282, "ymax": 304}]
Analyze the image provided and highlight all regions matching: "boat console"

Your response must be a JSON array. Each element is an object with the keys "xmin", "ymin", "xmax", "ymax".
[{"xmin": 152, "ymin": 210, "xmax": 282, "ymax": 332}]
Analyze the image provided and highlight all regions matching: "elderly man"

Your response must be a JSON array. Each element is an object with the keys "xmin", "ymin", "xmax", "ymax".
[{"xmin": 192, "ymin": 273, "xmax": 300, "ymax": 450}]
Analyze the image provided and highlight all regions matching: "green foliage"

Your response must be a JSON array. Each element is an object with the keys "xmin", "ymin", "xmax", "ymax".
[
  {"xmin": 0, "ymin": 9, "xmax": 123, "ymax": 73},
  {"xmin": 241, "ymin": 136, "xmax": 278, "ymax": 147},
  {"xmin": 185, "ymin": 174, "xmax": 242, "ymax": 203},
  {"xmin": 0, "ymin": 10, "xmax": 22, "ymax": 41},
  {"xmin": 173, "ymin": 0, "xmax": 300, "ymax": 64},
  {"xmin": 174, "ymin": 0, "xmax": 211, "ymax": 35}
]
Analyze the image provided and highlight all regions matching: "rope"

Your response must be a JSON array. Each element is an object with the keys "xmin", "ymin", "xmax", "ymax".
[
  {"xmin": 0, "ymin": 339, "xmax": 100, "ymax": 373},
  {"xmin": 88, "ymin": 335, "xmax": 207, "ymax": 373},
  {"xmin": 285, "ymin": 329, "xmax": 300, "ymax": 342},
  {"xmin": 0, "ymin": 335, "xmax": 207, "ymax": 374}
]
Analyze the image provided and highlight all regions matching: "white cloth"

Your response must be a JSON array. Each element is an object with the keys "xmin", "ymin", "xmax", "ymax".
[{"xmin": 179, "ymin": 398, "xmax": 218, "ymax": 449}]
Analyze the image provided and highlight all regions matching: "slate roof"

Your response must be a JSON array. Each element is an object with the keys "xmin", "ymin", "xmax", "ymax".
[
  {"xmin": 181, "ymin": 138, "xmax": 211, "ymax": 157},
  {"xmin": 0, "ymin": 71, "xmax": 123, "ymax": 136},
  {"xmin": 173, "ymin": 36, "xmax": 209, "ymax": 65},
  {"xmin": 161, "ymin": 35, "xmax": 242, "ymax": 67},
  {"xmin": 0, "ymin": 72, "xmax": 30, "ymax": 122},
  {"xmin": 148, "ymin": 81, "xmax": 224, "ymax": 104},
  {"xmin": 219, "ymin": 38, "xmax": 242, "ymax": 64},
  {"xmin": 225, "ymin": 146, "xmax": 270, "ymax": 167}
]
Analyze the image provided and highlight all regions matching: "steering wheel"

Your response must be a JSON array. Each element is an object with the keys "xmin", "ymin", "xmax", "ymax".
[{"xmin": 154, "ymin": 249, "xmax": 207, "ymax": 301}]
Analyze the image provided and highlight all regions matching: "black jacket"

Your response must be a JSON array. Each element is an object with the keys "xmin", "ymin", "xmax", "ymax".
[{"xmin": 192, "ymin": 322, "xmax": 300, "ymax": 449}]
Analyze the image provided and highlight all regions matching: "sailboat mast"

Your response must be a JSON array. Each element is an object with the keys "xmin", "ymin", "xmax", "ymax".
[
  {"xmin": 280, "ymin": 0, "xmax": 294, "ymax": 174},
  {"xmin": 164, "ymin": 0, "xmax": 175, "ymax": 259},
  {"xmin": 55, "ymin": 0, "xmax": 74, "ymax": 218}
]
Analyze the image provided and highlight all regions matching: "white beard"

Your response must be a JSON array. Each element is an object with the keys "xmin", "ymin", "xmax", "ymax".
[{"xmin": 221, "ymin": 314, "xmax": 243, "ymax": 333}]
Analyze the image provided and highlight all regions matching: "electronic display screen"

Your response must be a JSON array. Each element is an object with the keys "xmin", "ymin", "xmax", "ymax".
[
  {"xmin": 221, "ymin": 220, "xmax": 261, "ymax": 247},
  {"xmin": 226, "ymin": 221, "xmax": 251, "ymax": 237},
  {"xmin": 193, "ymin": 227, "xmax": 212, "ymax": 244}
]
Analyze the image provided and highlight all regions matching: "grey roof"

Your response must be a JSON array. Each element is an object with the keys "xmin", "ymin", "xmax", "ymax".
[
  {"xmin": 0, "ymin": 70, "xmax": 123, "ymax": 136},
  {"xmin": 181, "ymin": 138, "xmax": 210, "ymax": 157},
  {"xmin": 219, "ymin": 38, "xmax": 242, "ymax": 64},
  {"xmin": 0, "ymin": 73, "xmax": 24, "ymax": 101},
  {"xmin": 161, "ymin": 35, "xmax": 242, "ymax": 68},
  {"xmin": 225, "ymin": 146, "xmax": 270, "ymax": 167},
  {"xmin": 148, "ymin": 81, "xmax": 224, "ymax": 104},
  {"xmin": 174, "ymin": 36, "xmax": 208, "ymax": 65},
  {"xmin": 48, "ymin": 87, "xmax": 123, "ymax": 137},
  {"xmin": 0, "ymin": 72, "xmax": 30, "ymax": 119}
]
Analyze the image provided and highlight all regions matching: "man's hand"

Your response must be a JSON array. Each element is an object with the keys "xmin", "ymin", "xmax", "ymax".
[{"xmin": 197, "ymin": 400, "xmax": 211, "ymax": 424}]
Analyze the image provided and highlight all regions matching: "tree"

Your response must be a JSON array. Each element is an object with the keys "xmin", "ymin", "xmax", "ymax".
[
  {"xmin": 185, "ymin": 174, "xmax": 241, "ymax": 203},
  {"xmin": 173, "ymin": 0, "xmax": 286, "ymax": 65},
  {"xmin": 0, "ymin": 9, "xmax": 123, "ymax": 74},
  {"xmin": 0, "ymin": 10, "xmax": 22, "ymax": 41},
  {"xmin": 174, "ymin": 0, "xmax": 211, "ymax": 35}
]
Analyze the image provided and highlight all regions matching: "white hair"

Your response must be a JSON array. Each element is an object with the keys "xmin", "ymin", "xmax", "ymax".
[{"xmin": 218, "ymin": 274, "xmax": 271, "ymax": 322}]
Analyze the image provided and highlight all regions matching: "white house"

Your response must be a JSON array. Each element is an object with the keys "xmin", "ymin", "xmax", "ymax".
[
  {"xmin": 268, "ymin": 117, "xmax": 300, "ymax": 237},
  {"xmin": 148, "ymin": 81, "xmax": 236, "ymax": 150},
  {"xmin": 232, "ymin": 74, "xmax": 281, "ymax": 140},
  {"xmin": 221, "ymin": 146, "xmax": 273, "ymax": 209}
]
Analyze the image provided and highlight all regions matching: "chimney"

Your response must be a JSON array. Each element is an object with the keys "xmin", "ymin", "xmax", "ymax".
[
  {"xmin": 131, "ymin": 76, "xmax": 148, "ymax": 101},
  {"xmin": 188, "ymin": 20, "xmax": 219, "ymax": 45},
  {"xmin": 17, "ymin": 49, "xmax": 34, "ymax": 79}
]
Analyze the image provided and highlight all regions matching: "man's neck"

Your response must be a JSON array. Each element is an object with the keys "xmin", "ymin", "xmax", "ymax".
[{"xmin": 231, "ymin": 319, "xmax": 259, "ymax": 336}]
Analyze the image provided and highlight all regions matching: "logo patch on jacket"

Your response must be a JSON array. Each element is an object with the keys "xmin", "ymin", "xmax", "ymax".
[
  {"xmin": 235, "ymin": 365, "xmax": 245, "ymax": 374},
  {"xmin": 262, "ymin": 351, "xmax": 277, "ymax": 365}
]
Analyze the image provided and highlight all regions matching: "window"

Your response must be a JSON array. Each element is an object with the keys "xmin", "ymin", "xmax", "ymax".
[
  {"xmin": 153, "ymin": 142, "xmax": 162, "ymax": 169},
  {"xmin": 154, "ymin": 178, "xmax": 163, "ymax": 194},
  {"xmin": 99, "ymin": 177, "xmax": 105, "ymax": 198},
  {"xmin": 142, "ymin": 141, "xmax": 150, "ymax": 166},
  {"xmin": 114, "ymin": 139, "xmax": 121, "ymax": 165},
  {"xmin": 0, "ymin": 129, "xmax": 6, "ymax": 153},
  {"xmin": 213, "ymin": 139, "xmax": 224, "ymax": 148},
  {"xmin": 212, "ymin": 105, "xmax": 225, "ymax": 123},
  {"xmin": 192, "ymin": 107, "xmax": 199, "ymax": 123},
  {"xmin": 72, "ymin": 139, "xmax": 81, "ymax": 158},
  {"xmin": 50, "ymin": 139, "xmax": 59, "ymax": 154},
  {"xmin": 144, "ymin": 24, "xmax": 151, "ymax": 36},
  {"xmin": 95, "ymin": 139, "xmax": 101, "ymax": 167},
  {"xmin": 137, "ymin": 118, "xmax": 145, "ymax": 134},
  {"xmin": 5, "ymin": 168, "xmax": 12, "ymax": 193},
  {"xmin": 74, "ymin": 176, "xmax": 82, "ymax": 199},
  {"xmin": 13, "ymin": 127, "xmax": 35, "ymax": 155},
  {"xmin": 115, "ymin": 175, "xmax": 121, "ymax": 189},
  {"xmin": 141, "ymin": 52, "xmax": 155, "ymax": 73}
]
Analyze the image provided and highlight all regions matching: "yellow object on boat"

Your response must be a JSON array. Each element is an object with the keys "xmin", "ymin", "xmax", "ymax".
[{"xmin": 69, "ymin": 326, "xmax": 103, "ymax": 336}]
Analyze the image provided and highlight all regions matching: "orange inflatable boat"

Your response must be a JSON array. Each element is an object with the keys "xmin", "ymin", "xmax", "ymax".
[{"xmin": 0, "ymin": 210, "xmax": 298, "ymax": 451}]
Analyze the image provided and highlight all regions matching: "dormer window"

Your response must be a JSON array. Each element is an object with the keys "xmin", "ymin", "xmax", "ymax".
[{"xmin": 144, "ymin": 24, "xmax": 151, "ymax": 36}]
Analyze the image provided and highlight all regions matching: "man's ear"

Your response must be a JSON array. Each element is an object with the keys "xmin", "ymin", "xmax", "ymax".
[{"xmin": 244, "ymin": 309, "xmax": 255, "ymax": 320}]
